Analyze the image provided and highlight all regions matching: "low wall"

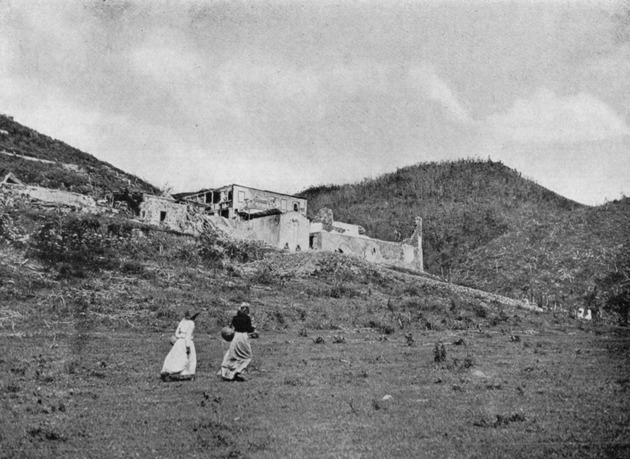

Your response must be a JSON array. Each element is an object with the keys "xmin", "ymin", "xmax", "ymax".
[{"xmin": 2, "ymin": 183, "xmax": 97, "ymax": 209}]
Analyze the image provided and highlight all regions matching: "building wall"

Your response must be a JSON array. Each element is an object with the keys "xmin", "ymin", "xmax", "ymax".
[
  {"xmin": 235, "ymin": 211, "xmax": 309, "ymax": 250},
  {"xmin": 182, "ymin": 184, "xmax": 307, "ymax": 218},
  {"xmin": 311, "ymin": 231, "xmax": 423, "ymax": 270},
  {"xmin": 139, "ymin": 195, "xmax": 191, "ymax": 230},
  {"xmin": 232, "ymin": 185, "xmax": 307, "ymax": 217}
]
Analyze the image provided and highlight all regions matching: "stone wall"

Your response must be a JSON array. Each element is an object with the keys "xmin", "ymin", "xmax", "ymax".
[
  {"xmin": 310, "ymin": 227, "xmax": 423, "ymax": 270},
  {"xmin": 1, "ymin": 183, "xmax": 97, "ymax": 209},
  {"xmin": 139, "ymin": 195, "xmax": 191, "ymax": 230},
  {"xmin": 230, "ymin": 211, "xmax": 309, "ymax": 250}
]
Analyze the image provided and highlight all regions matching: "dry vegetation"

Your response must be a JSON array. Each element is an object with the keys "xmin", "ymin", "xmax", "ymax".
[
  {"xmin": 1, "ymin": 202, "xmax": 629, "ymax": 458},
  {"xmin": 299, "ymin": 160, "xmax": 630, "ymax": 321},
  {"xmin": 0, "ymin": 115, "xmax": 159, "ymax": 198}
]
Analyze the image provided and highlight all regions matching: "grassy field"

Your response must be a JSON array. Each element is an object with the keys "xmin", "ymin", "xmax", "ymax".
[
  {"xmin": 1, "ymin": 213, "xmax": 629, "ymax": 458},
  {"xmin": 2, "ymin": 316, "xmax": 629, "ymax": 458}
]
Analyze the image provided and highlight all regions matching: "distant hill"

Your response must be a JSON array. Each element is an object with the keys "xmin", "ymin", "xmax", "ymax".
[
  {"xmin": 299, "ymin": 159, "xmax": 629, "ymax": 315},
  {"xmin": 0, "ymin": 114, "xmax": 160, "ymax": 198},
  {"xmin": 299, "ymin": 159, "xmax": 583, "ymax": 274}
]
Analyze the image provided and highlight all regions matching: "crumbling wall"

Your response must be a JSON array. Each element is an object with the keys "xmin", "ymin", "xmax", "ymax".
[
  {"xmin": 139, "ymin": 195, "xmax": 190, "ymax": 229},
  {"xmin": 231, "ymin": 211, "xmax": 309, "ymax": 250},
  {"xmin": 310, "ymin": 209, "xmax": 423, "ymax": 270},
  {"xmin": 233, "ymin": 185, "xmax": 307, "ymax": 216},
  {"xmin": 314, "ymin": 231, "xmax": 423, "ymax": 270},
  {"xmin": 1, "ymin": 183, "xmax": 97, "ymax": 210}
]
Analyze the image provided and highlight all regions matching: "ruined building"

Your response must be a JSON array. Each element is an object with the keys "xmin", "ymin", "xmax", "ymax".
[
  {"xmin": 175, "ymin": 184, "xmax": 307, "ymax": 219},
  {"xmin": 111, "ymin": 183, "xmax": 423, "ymax": 270},
  {"xmin": 309, "ymin": 208, "xmax": 423, "ymax": 271}
]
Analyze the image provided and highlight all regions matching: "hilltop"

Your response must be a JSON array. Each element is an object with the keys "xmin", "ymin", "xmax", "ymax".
[{"xmin": 0, "ymin": 114, "xmax": 160, "ymax": 198}]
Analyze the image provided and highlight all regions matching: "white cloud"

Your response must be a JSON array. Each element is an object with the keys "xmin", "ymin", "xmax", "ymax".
[
  {"xmin": 408, "ymin": 63, "xmax": 473, "ymax": 125},
  {"xmin": 486, "ymin": 88, "xmax": 630, "ymax": 143}
]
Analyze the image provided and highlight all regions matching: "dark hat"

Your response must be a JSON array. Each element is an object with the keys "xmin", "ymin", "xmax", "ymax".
[{"xmin": 185, "ymin": 310, "xmax": 201, "ymax": 321}]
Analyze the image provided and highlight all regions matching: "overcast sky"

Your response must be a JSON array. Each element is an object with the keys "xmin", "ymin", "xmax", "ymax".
[{"xmin": 1, "ymin": 0, "xmax": 629, "ymax": 205}]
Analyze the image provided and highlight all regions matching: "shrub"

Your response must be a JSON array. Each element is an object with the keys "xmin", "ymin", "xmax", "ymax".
[
  {"xmin": 120, "ymin": 260, "xmax": 145, "ymax": 275},
  {"xmin": 29, "ymin": 217, "xmax": 115, "ymax": 274},
  {"xmin": 330, "ymin": 282, "xmax": 360, "ymax": 298},
  {"xmin": 366, "ymin": 319, "xmax": 395, "ymax": 335},
  {"xmin": 597, "ymin": 244, "xmax": 630, "ymax": 326},
  {"xmin": 251, "ymin": 265, "xmax": 276, "ymax": 285},
  {"xmin": 434, "ymin": 343, "xmax": 447, "ymax": 363},
  {"xmin": 197, "ymin": 228, "xmax": 268, "ymax": 267},
  {"xmin": 473, "ymin": 304, "xmax": 488, "ymax": 318}
]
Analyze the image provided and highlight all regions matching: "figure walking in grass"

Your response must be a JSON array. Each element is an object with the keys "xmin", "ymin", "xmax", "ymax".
[
  {"xmin": 219, "ymin": 303, "xmax": 256, "ymax": 382},
  {"xmin": 161, "ymin": 311, "xmax": 200, "ymax": 381}
]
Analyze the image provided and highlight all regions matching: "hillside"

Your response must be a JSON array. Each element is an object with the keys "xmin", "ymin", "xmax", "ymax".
[
  {"xmin": 0, "ymin": 114, "xmax": 160, "ymax": 198},
  {"xmin": 299, "ymin": 159, "xmax": 583, "ymax": 274},
  {"xmin": 299, "ymin": 159, "xmax": 629, "ymax": 318},
  {"xmin": 453, "ymin": 197, "xmax": 630, "ymax": 317},
  {"xmin": 0, "ymin": 113, "xmax": 626, "ymax": 322}
]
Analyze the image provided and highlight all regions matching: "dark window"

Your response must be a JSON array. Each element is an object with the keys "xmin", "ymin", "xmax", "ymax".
[{"xmin": 160, "ymin": 211, "xmax": 167, "ymax": 222}]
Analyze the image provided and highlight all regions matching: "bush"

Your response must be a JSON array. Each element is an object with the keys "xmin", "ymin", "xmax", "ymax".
[
  {"xmin": 366, "ymin": 319, "xmax": 395, "ymax": 335},
  {"xmin": 597, "ymin": 244, "xmax": 630, "ymax": 326},
  {"xmin": 197, "ymin": 228, "xmax": 268, "ymax": 268},
  {"xmin": 251, "ymin": 265, "xmax": 276, "ymax": 285},
  {"xmin": 434, "ymin": 343, "xmax": 447, "ymax": 363},
  {"xmin": 120, "ymin": 260, "xmax": 145, "ymax": 275},
  {"xmin": 29, "ymin": 217, "xmax": 115, "ymax": 273},
  {"xmin": 330, "ymin": 282, "xmax": 360, "ymax": 298}
]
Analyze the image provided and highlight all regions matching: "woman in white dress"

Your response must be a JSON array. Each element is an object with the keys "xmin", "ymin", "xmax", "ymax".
[{"xmin": 161, "ymin": 311, "xmax": 200, "ymax": 381}]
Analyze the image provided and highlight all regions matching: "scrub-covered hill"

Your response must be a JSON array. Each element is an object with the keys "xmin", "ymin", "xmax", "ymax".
[
  {"xmin": 452, "ymin": 197, "xmax": 630, "ymax": 321},
  {"xmin": 299, "ymin": 159, "xmax": 583, "ymax": 275},
  {"xmin": 299, "ymin": 160, "xmax": 629, "ymax": 320},
  {"xmin": 0, "ymin": 114, "xmax": 160, "ymax": 198}
]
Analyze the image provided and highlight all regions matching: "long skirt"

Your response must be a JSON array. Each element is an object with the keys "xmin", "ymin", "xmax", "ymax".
[
  {"xmin": 218, "ymin": 332, "xmax": 252, "ymax": 380},
  {"xmin": 161, "ymin": 339, "xmax": 196, "ymax": 377}
]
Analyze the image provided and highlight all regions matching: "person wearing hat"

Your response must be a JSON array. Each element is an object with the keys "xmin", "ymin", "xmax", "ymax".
[
  {"xmin": 161, "ymin": 311, "xmax": 200, "ymax": 381},
  {"xmin": 218, "ymin": 303, "xmax": 256, "ymax": 381}
]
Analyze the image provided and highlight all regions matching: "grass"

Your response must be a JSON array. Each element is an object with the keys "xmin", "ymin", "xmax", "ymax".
[
  {"xmin": 1, "ymin": 196, "xmax": 629, "ymax": 457},
  {"xmin": 1, "ymin": 317, "xmax": 629, "ymax": 458}
]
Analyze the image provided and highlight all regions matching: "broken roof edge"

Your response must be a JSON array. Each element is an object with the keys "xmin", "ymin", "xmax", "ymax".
[
  {"xmin": 1, "ymin": 172, "xmax": 24, "ymax": 186},
  {"xmin": 175, "ymin": 183, "xmax": 306, "ymax": 201}
]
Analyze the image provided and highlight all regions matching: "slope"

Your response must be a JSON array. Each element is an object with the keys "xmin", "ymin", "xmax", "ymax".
[
  {"xmin": 453, "ymin": 197, "xmax": 630, "ymax": 317},
  {"xmin": 0, "ymin": 114, "xmax": 160, "ymax": 198}
]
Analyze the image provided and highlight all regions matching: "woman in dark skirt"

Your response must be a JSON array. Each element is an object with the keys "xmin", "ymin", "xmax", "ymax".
[{"xmin": 218, "ymin": 303, "xmax": 256, "ymax": 381}]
